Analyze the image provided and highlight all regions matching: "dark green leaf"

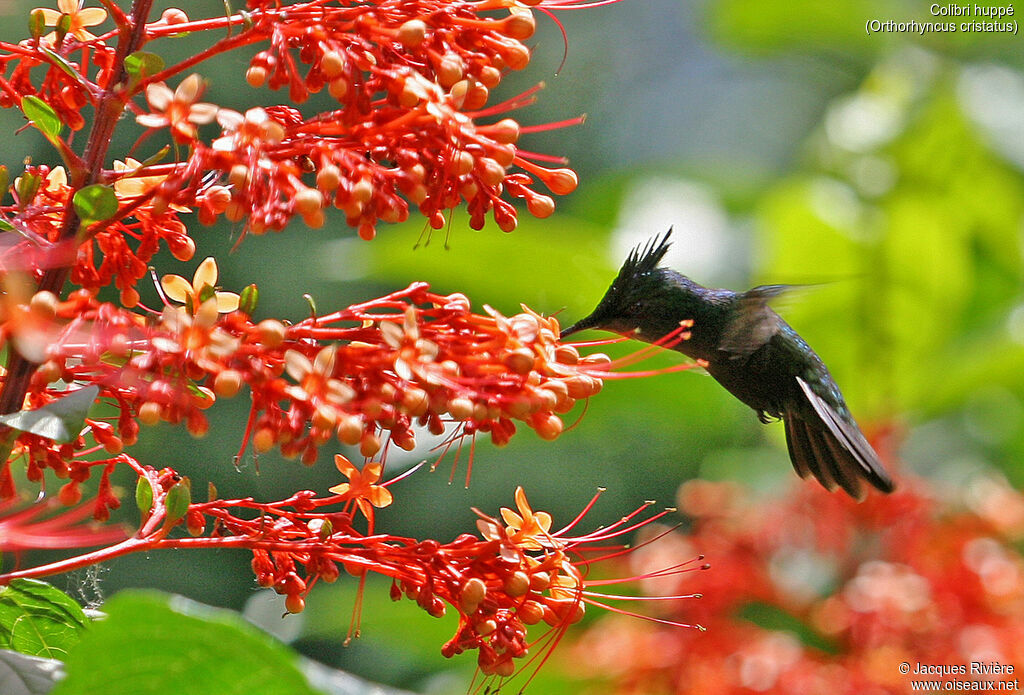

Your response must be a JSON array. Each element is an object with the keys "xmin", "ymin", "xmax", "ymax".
[
  {"xmin": 0, "ymin": 386, "xmax": 98, "ymax": 444},
  {"xmin": 72, "ymin": 185, "xmax": 118, "ymax": 225},
  {"xmin": 0, "ymin": 649, "xmax": 64, "ymax": 695},
  {"xmin": 0, "ymin": 580, "xmax": 88, "ymax": 659},
  {"xmin": 124, "ymin": 52, "xmax": 165, "ymax": 88},
  {"xmin": 239, "ymin": 284, "xmax": 259, "ymax": 315},
  {"xmin": 51, "ymin": 592, "xmax": 321, "ymax": 695},
  {"xmin": 19, "ymin": 97, "xmax": 62, "ymax": 140}
]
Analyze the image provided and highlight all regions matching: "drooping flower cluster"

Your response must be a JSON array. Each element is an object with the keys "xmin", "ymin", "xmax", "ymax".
[
  {"xmin": 0, "ymin": 446, "xmax": 695, "ymax": 686},
  {"xmin": 569, "ymin": 465, "xmax": 1024, "ymax": 694}
]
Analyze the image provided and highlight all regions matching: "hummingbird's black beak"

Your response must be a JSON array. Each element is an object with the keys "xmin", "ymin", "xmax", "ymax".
[{"xmin": 559, "ymin": 314, "xmax": 600, "ymax": 339}]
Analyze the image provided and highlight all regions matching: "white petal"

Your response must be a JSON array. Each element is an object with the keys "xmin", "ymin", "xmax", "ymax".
[
  {"xmin": 313, "ymin": 345, "xmax": 337, "ymax": 375},
  {"xmin": 215, "ymin": 292, "xmax": 240, "ymax": 313},
  {"xmin": 284, "ymin": 349, "xmax": 313, "ymax": 381},
  {"xmin": 136, "ymin": 114, "xmax": 169, "ymax": 128},
  {"xmin": 380, "ymin": 321, "xmax": 403, "ymax": 348},
  {"xmin": 216, "ymin": 109, "xmax": 244, "ymax": 130},
  {"xmin": 194, "ymin": 297, "xmax": 219, "ymax": 328},
  {"xmin": 161, "ymin": 274, "xmax": 192, "ymax": 303},
  {"xmin": 192, "ymin": 257, "xmax": 218, "ymax": 292},
  {"xmin": 145, "ymin": 82, "xmax": 173, "ymax": 111},
  {"xmin": 177, "ymin": 74, "xmax": 204, "ymax": 103},
  {"xmin": 189, "ymin": 103, "xmax": 219, "ymax": 125}
]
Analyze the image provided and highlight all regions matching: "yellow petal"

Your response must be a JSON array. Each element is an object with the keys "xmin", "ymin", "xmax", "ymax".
[
  {"xmin": 501, "ymin": 507, "xmax": 524, "ymax": 529},
  {"xmin": 362, "ymin": 462, "xmax": 383, "ymax": 483},
  {"xmin": 535, "ymin": 511, "xmax": 552, "ymax": 533},
  {"xmin": 334, "ymin": 454, "xmax": 357, "ymax": 477},
  {"xmin": 77, "ymin": 7, "xmax": 107, "ymax": 26},
  {"xmin": 514, "ymin": 486, "xmax": 532, "ymax": 519},
  {"xmin": 160, "ymin": 274, "xmax": 192, "ymax": 303},
  {"xmin": 37, "ymin": 9, "xmax": 61, "ymax": 24},
  {"xmin": 192, "ymin": 257, "xmax": 218, "ymax": 292},
  {"xmin": 328, "ymin": 482, "xmax": 351, "ymax": 495},
  {"xmin": 368, "ymin": 487, "xmax": 393, "ymax": 509},
  {"xmin": 56, "ymin": 0, "xmax": 76, "ymax": 14},
  {"xmin": 215, "ymin": 292, "xmax": 240, "ymax": 313}
]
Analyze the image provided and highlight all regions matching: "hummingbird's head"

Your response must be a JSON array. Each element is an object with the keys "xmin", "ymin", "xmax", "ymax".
[{"xmin": 560, "ymin": 229, "xmax": 676, "ymax": 339}]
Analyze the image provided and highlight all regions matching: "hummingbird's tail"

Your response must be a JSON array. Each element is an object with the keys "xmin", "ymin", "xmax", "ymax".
[{"xmin": 783, "ymin": 377, "xmax": 895, "ymax": 500}]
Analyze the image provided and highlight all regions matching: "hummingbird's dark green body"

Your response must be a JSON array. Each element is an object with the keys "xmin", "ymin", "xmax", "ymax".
[{"xmin": 561, "ymin": 230, "xmax": 894, "ymax": 500}]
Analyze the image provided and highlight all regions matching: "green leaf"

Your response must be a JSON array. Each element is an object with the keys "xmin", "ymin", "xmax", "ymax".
[
  {"xmin": 0, "ymin": 220, "xmax": 13, "ymax": 232},
  {"xmin": 0, "ymin": 386, "xmax": 98, "ymax": 443},
  {"xmin": 0, "ymin": 649, "xmax": 64, "ymax": 695},
  {"xmin": 124, "ymin": 52, "xmax": 165, "ymax": 88},
  {"xmin": 51, "ymin": 592, "xmax": 322, "ymax": 695},
  {"xmin": 19, "ymin": 97, "xmax": 62, "ymax": 141},
  {"xmin": 0, "ymin": 579, "xmax": 89, "ymax": 659},
  {"xmin": 72, "ymin": 185, "xmax": 118, "ymax": 225}
]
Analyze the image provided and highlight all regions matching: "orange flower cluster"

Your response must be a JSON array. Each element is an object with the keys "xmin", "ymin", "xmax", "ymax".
[
  {"xmin": 1, "ymin": 1, "xmax": 587, "ymax": 296},
  {"xmin": 7, "ymin": 281, "xmax": 608, "ymax": 506},
  {"xmin": 569, "ymin": 468, "xmax": 1024, "ymax": 694},
  {"xmin": 224, "ymin": 0, "xmax": 575, "ymax": 237}
]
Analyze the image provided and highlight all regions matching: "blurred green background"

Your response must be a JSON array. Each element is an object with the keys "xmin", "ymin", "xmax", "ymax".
[{"xmin": 2, "ymin": 0, "xmax": 1023, "ymax": 692}]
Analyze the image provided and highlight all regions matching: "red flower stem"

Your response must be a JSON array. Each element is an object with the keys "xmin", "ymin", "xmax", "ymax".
[{"xmin": 0, "ymin": 536, "xmax": 157, "ymax": 582}]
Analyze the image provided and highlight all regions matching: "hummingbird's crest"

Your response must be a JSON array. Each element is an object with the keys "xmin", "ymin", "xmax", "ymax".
[{"xmin": 618, "ymin": 228, "xmax": 673, "ymax": 282}]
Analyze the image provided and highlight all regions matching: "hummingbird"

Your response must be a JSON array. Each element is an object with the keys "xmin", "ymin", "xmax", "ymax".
[{"xmin": 560, "ymin": 229, "xmax": 894, "ymax": 500}]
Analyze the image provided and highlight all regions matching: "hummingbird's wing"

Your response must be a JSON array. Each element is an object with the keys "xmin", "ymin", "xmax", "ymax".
[
  {"xmin": 719, "ymin": 285, "xmax": 791, "ymax": 359},
  {"xmin": 784, "ymin": 377, "xmax": 895, "ymax": 500}
]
